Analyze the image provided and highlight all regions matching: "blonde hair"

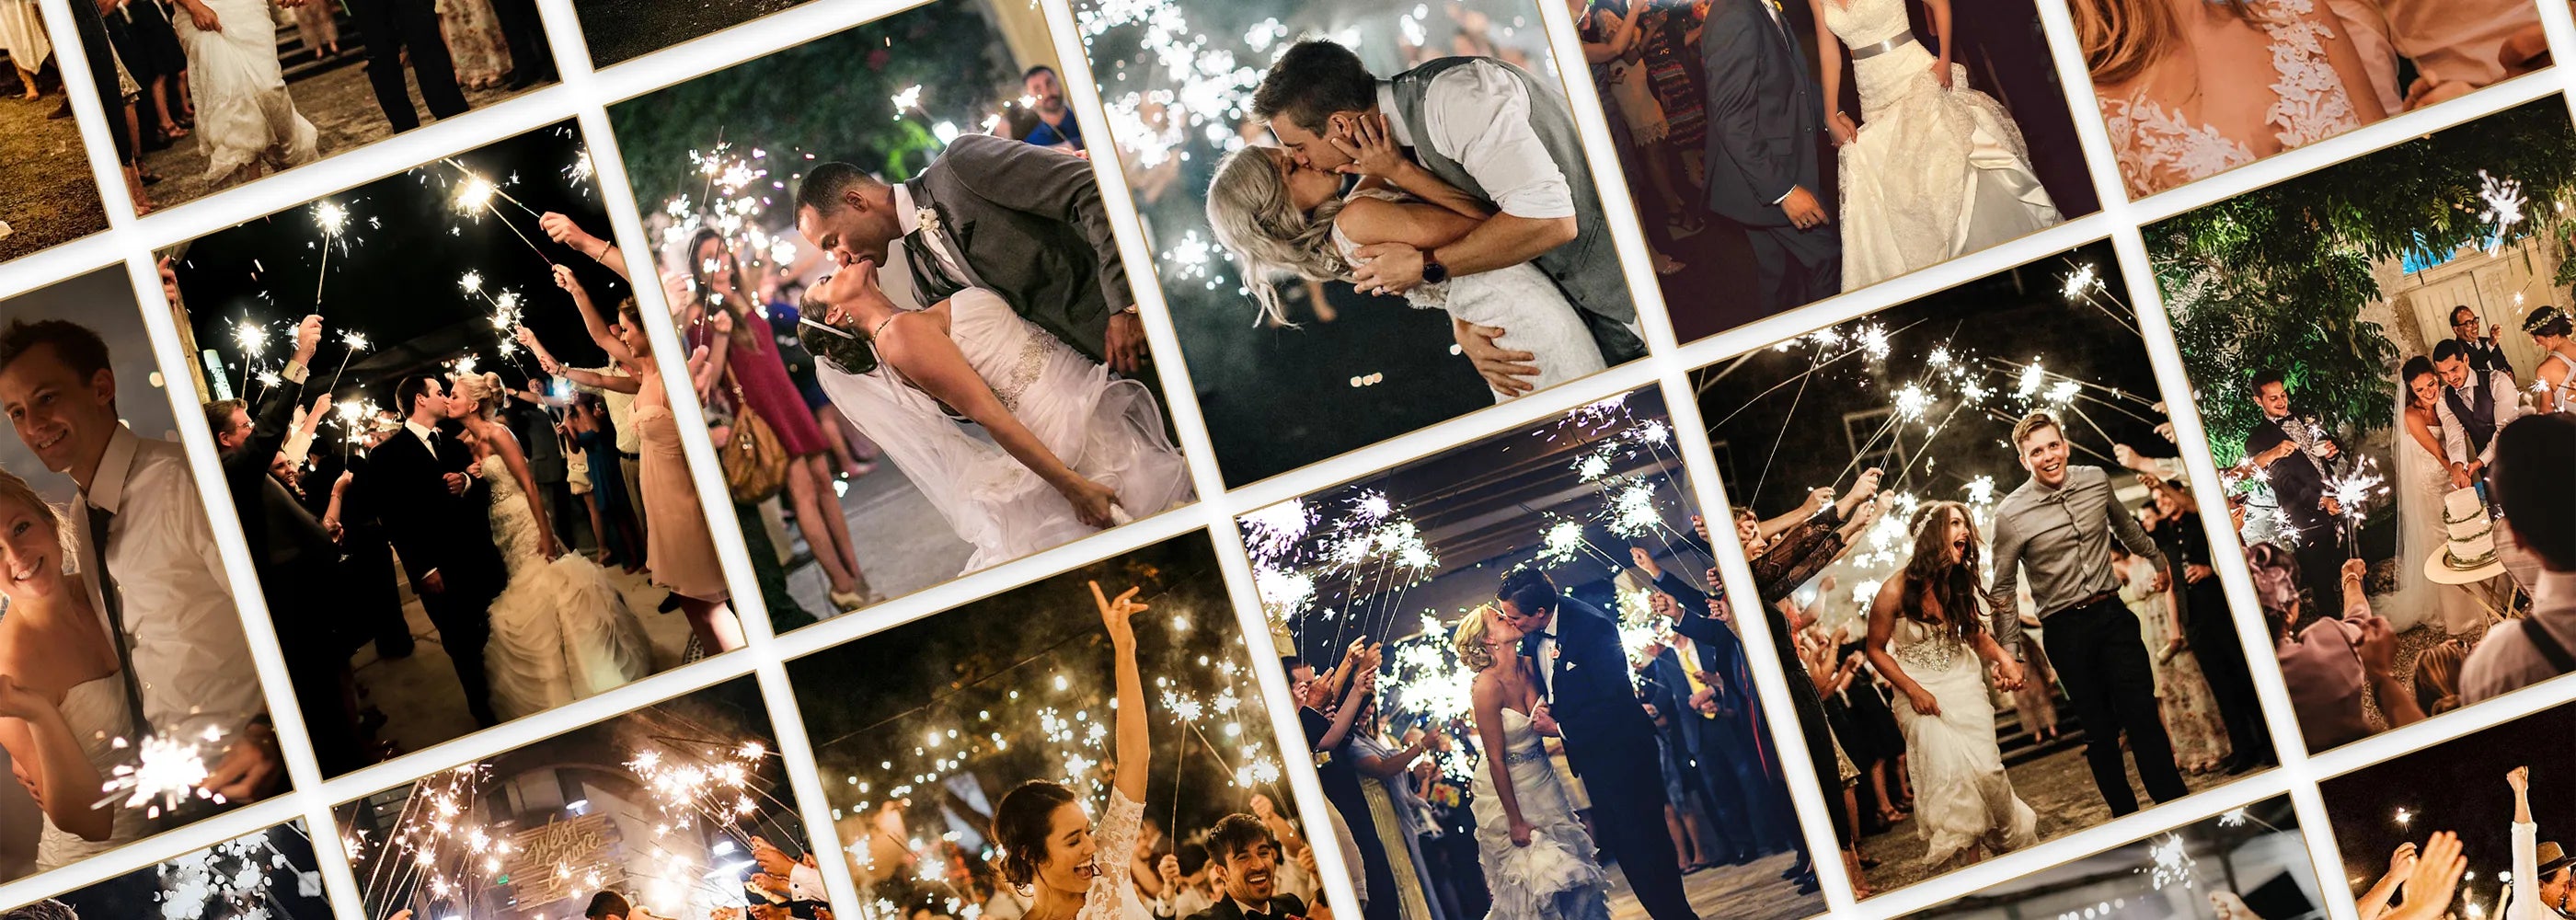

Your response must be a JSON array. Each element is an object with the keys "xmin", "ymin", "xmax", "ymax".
[
  {"xmin": 445, "ymin": 370, "xmax": 505, "ymax": 419},
  {"xmin": 1453, "ymin": 604, "xmax": 1500, "ymax": 673},
  {"xmin": 0, "ymin": 467, "xmax": 75, "ymax": 579},
  {"xmin": 1205, "ymin": 147, "xmax": 1355, "ymax": 327},
  {"xmin": 2071, "ymin": 0, "xmax": 2271, "ymax": 86}
]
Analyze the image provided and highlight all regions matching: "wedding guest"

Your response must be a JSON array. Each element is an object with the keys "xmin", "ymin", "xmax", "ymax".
[
  {"xmin": 516, "ymin": 316, "xmax": 648, "ymax": 545},
  {"xmin": 2412, "ymin": 638, "xmax": 2468, "ymax": 717},
  {"xmin": 1186, "ymin": 813, "xmax": 1309, "ymax": 920},
  {"xmin": 0, "ymin": 317, "xmax": 282, "ymax": 805},
  {"xmin": 1986, "ymin": 411, "xmax": 2183, "ymax": 815},
  {"xmin": 2460, "ymin": 414, "xmax": 2576, "ymax": 703},
  {"xmin": 2117, "ymin": 541, "xmax": 2228, "ymax": 775},
  {"xmin": 2505, "ymin": 766, "xmax": 2574, "ymax": 920},
  {"xmin": 2248, "ymin": 546, "xmax": 2422, "ymax": 748},
  {"xmin": 2243, "ymin": 369, "xmax": 2352, "ymax": 612},
  {"xmin": 2522, "ymin": 306, "xmax": 2575, "ymax": 415},
  {"xmin": 502, "ymin": 381, "xmax": 586, "ymax": 554},
  {"xmin": 989, "ymin": 582, "xmax": 1156, "ymax": 920},
  {"xmin": 1020, "ymin": 65, "xmax": 1084, "ymax": 151},
  {"xmin": 1291, "ymin": 647, "xmax": 1397, "ymax": 920},
  {"xmin": 285, "ymin": 0, "xmax": 466, "ymax": 132},
  {"xmin": 2447, "ymin": 305, "xmax": 2514, "ymax": 377},
  {"xmin": 1349, "ymin": 697, "xmax": 1443, "ymax": 920},
  {"xmin": 2136, "ymin": 472, "xmax": 2273, "ymax": 772}
]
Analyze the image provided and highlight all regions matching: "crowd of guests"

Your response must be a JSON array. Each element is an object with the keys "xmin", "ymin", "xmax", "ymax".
[
  {"xmin": 58, "ymin": 0, "xmax": 556, "ymax": 211},
  {"xmin": 2346, "ymin": 766, "xmax": 2572, "ymax": 920}
]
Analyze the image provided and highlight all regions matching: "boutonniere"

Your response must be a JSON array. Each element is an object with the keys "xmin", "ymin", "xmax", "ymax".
[
  {"xmin": 915, "ymin": 206, "xmax": 942, "ymax": 236},
  {"xmin": 1765, "ymin": 0, "xmax": 1783, "ymax": 13}
]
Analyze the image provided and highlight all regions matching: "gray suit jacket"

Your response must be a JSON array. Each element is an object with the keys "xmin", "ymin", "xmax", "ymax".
[{"xmin": 903, "ymin": 132, "xmax": 1133, "ymax": 363}]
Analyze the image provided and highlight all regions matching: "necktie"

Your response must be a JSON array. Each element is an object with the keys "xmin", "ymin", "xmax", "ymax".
[
  {"xmin": 84, "ymin": 503, "xmax": 152, "ymax": 740},
  {"xmin": 904, "ymin": 230, "xmax": 964, "ymax": 302}
]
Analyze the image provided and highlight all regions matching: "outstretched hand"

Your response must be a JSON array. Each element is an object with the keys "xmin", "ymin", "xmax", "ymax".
[{"xmin": 1090, "ymin": 581, "xmax": 1148, "ymax": 642}]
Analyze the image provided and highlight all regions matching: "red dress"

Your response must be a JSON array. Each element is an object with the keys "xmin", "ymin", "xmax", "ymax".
[{"xmin": 694, "ymin": 318, "xmax": 828, "ymax": 457}]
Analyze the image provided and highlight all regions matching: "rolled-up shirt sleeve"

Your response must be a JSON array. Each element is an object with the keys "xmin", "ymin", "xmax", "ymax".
[{"xmin": 1426, "ymin": 63, "xmax": 1576, "ymax": 220}]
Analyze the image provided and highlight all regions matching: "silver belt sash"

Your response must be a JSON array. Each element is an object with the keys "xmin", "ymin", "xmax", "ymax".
[{"xmin": 1847, "ymin": 30, "xmax": 1915, "ymax": 61}]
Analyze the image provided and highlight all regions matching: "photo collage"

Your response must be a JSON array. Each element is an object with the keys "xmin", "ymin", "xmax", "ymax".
[{"xmin": 0, "ymin": 0, "xmax": 2569, "ymax": 918}]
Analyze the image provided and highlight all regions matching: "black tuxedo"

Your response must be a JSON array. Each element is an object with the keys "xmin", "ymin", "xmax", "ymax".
[
  {"xmin": 2243, "ymin": 411, "xmax": 2349, "ymax": 606},
  {"xmin": 1186, "ymin": 894, "xmax": 1306, "ymax": 920},
  {"xmin": 1524, "ymin": 596, "xmax": 1692, "ymax": 920},
  {"xmin": 217, "ymin": 374, "xmax": 365, "ymax": 773},
  {"xmin": 1701, "ymin": 0, "xmax": 1841, "ymax": 312},
  {"xmin": 334, "ymin": 453, "xmax": 415, "ymax": 659},
  {"xmin": 371, "ymin": 423, "xmax": 506, "ymax": 727}
]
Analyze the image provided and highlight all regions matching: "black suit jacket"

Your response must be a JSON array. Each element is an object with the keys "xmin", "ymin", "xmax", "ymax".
[
  {"xmin": 1532, "ymin": 595, "xmax": 1660, "ymax": 778},
  {"xmin": 2242, "ymin": 413, "xmax": 2346, "ymax": 540},
  {"xmin": 219, "ymin": 374, "xmax": 336, "ymax": 580},
  {"xmin": 1186, "ymin": 894, "xmax": 1308, "ymax": 920},
  {"xmin": 369, "ymin": 424, "xmax": 506, "ymax": 599},
  {"xmin": 1700, "ymin": 0, "xmax": 1824, "ymax": 228},
  {"xmin": 905, "ymin": 132, "xmax": 1132, "ymax": 364}
]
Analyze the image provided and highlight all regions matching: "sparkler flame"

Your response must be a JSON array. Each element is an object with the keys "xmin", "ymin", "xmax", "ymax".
[{"xmin": 452, "ymin": 176, "xmax": 500, "ymax": 215}]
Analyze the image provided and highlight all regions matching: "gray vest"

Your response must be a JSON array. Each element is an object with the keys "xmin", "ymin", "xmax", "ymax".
[{"xmin": 1389, "ymin": 57, "xmax": 1647, "ymax": 363}]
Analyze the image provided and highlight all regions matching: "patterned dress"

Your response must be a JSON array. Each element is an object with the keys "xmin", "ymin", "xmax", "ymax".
[{"xmin": 2123, "ymin": 558, "xmax": 2232, "ymax": 769}]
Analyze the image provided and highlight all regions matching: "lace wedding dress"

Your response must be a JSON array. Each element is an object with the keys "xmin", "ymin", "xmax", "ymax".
[
  {"xmin": 1471, "ymin": 707, "xmax": 1613, "ymax": 920},
  {"xmin": 814, "ymin": 289, "xmax": 1194, "ymax": 572},
  {"xmin": 2386, "ymin": 403, "xmax": 2490, "ymax": 637},
  {"xmin": 2099, "ymin": 0, "xmax": 2362, "ymax": 198},
  {"xmin": 477, "ymin": 460, "xmax": 654, "ymax": 720},
  {"xmin": 174, "ymin": 0, "xmax": 316, "ymax": 180},
  {"xmin": 1888, "ymin": 619, "xmax": 2037, "ymax": 869},
  {"xmin": 1332, "ymin": 190, "xmax": 1607, "ymax": 400},
  {"xmin": 33, "ymin": 677, "xmax": 153, "ymax": 871},
  {"xmin": 1825, "ymin": 0, "xmax": 2061, "ymax": 289}
]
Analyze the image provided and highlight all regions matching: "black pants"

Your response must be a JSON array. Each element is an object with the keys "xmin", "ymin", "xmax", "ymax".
[
  {"xmin": 420, "ymin": 586, "xmax": 499, "ymax": 728},
  {"xmin": 2182, "ymin": 576, "xmax": 2271, "ymax": 764},
  {"xmin": 270, "ymin": 574, "xmax": 367, "ymax": 776},
  {"xmin": 2041, "ymin": 596, "xmax": 2190, "ymax": 814},
  {"xmin": 1769, "ymin": 605, "xmax": 1844, "ymax": 854},
  {"xmin": 69, "ymin": 0, "xmax": 131, "ymax": 163},
  {"xmin": 485, "ymin": 0, "xmax": 553, "ymax": 83},
  {"xmin": 1743, "ymin": 222, "xmax": 1842, "ymax": 315},
  {"xmin": 1581, "ymin": 742, "xmax": 1696, "ymax": 920},
  {"xmin": 2291, "ymin": 535, "xmax": 2348, "ymax": 619},
  {"xmin": 346, "ymin": 0, "xmax": 467, "ymax": 131},
  {"xmin": 344, "ymin": 533, "xmax": 414, "ymax": 658}
]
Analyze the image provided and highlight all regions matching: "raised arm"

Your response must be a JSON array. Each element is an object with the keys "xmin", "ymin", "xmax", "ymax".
[
  {"xmin": 540, "ymin": 213, "xmax": 630, "ymax": 282},
  {"xmin": 0, "ymin": 674, "xmax": 112, "ymax": 840},
  {"xmin": 2511, "ymin": 767, "xmax": 2541, "ymax": 920},
  {"xmin": 554, "ymin": 265, "xmax": 638, "ymax": 367},
  {"xmin": 1312, "ymin": 661, "xmax": 1374, "ymax": 753},
  {"xmin": 1094, "ymin": 581, "xmax": 1151, "ymax": 805}
]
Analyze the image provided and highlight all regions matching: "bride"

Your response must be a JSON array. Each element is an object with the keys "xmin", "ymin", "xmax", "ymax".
[
  {"xmin": 1811, "ymin": 0, "xmax": 2062, "ymax": 288},
  {"xmin": 2074, "ymin": 0, "xmax": 2386, "ymax": 198},
  {"xmin": 0, "ymin": 469, "xmax": 150, "ymax": 870},
  {"xmin": 170, "ymin": 0, "xmax": 316, "ymax": 184},
  {"xmin": 1863, "ymin": 501, "xmax": 2037, "ymax": 869},
  {"xmin": 443, "ymin": 372, "xmax": 655, "ymax": 720},
  {"xmin": 2387, "ymin": 355, "xmax": 2491, "ymax": 637},
  {"xmin": 1453, "ymin": 604, "xmax": 1613, "ymax": 920},
  {"xmin": 1205, "ymin": 113, "xmax": 1606, "ymax": 400},
  {"xmin": 800, "ymin": 264, "xmax": 1192, "ymax": 573}
]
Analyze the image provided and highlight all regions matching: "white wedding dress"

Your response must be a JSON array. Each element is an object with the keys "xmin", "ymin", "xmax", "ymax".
[
  {"xmin": 1888, "ymin": 619, "xmax": 2037, "ymax": 868},
  {"xmin": 1332, "ymin": 190, "xmax": 1607, "ymax": 400},
  {"xmin": 2099, "ymin": 0, "xmax": 2361, "ymax": 198},
  {"xmin": 1470, "ymin": 707, "xmax": 1612, "ymax": 920},
  {"xmin": 477, "ymin": 460, "xmax": 654, "ymax": 721},
  {"xmin": 1825, "ymin": 0, "xmax": 2060, "ymax": 290},
  {"xmin": 33, "ymin": 677, "xmax": 152, "ymax": 871},
  {"xmin": 2385, "ymin": 401, "xmax": 2490, "ymax": 637},
  {"xmin": 815, "ymin": 289, "xmax": 1194, "ymax": 572},
  {"xmin": 174, "ymin": 0, "xmax": 316, "ymax": 181}
]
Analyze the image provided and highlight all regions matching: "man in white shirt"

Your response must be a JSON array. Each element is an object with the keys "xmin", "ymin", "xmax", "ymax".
[
  {"xmin": 2505, "ymin": 766, "xmax": 2574, "ymax": 920},
  {"xmin": 1249, "ymin": 40, "xmax": 1648, "ymax": 396},
  {"xmin": 2461, "ymin": 415, "xmax": 2576, "ymax": 703},
  {"xmin": 2433, "ymin": 337, "xmax": 2525, "ymax": 473},
  {"xmin": 0, "ymin": 318, "xmax": 282, "ymax": 807}
]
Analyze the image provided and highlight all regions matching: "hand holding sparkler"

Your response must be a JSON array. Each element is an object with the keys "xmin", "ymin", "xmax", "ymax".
[
  {"xmin": 540, "ymin": 211, "xmax": 611, "ymax": 262},
  {"xmin": 200, "ymin": 718, "xmax": 284, "ymax": 801},
  {"xmin": 157, "ymin": 255, "xmax": 181, "ymax": 309},
  {"xmin": 291, "ymin": 315, "xmax": 322, "ymax": 367},
  {"xmin": 1629, "ymin": 546, "xmax": 1662, "ymax": 581}
]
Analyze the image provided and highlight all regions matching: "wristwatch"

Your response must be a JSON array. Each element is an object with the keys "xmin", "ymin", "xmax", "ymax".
[{"xmin": 1421, "ymin": 256, "xmax": 1449, "ymax": 285}]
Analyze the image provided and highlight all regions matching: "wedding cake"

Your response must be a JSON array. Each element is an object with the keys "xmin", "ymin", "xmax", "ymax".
[{"xmin": 2424, "ymin": 487, "xmax": 2503, "ymax": 584}]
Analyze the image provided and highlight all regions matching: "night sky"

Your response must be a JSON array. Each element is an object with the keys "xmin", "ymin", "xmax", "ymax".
[
  {"xmin": 167, "ymin": 121, "xmax": 629, "ymax": 419},
  {"xmin": 1691, "ymin": 239, "xmax": 2173, "ymax": 518},
  {"xmin": 2319, "ymin": 702, "xmax": 2576, "ymax": 893}
]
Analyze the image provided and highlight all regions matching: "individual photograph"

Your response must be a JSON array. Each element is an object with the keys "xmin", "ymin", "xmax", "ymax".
[
  {"xmin": 2070, "ymin": 0, "xmax": 2550, "ymax": 200},
  {"xmin": 333, "ymin": 675, "xmax": 834, "ymax": 920},
  {"xmin": 5, "ymin": 819, "xmax": 339, "ymax": 919},
  {"xmin": 1077, "ymin": 0, "xmax": 1651, "ymax": 485},
  {"xmin": 161, "ymin": 121, "xmax": 748, "ymax": 779},
  {"xmin": 1686, "ymin": 242, "xmax": 2273, "ymax": 896},
  {"xmin": 0, "ymin": 0, "xmax": 111, "ymax": 266},
  {"xmin": 785, "ymin": 533, "xmax": 1326, "ymax": 920},
  {"xmin": 1588, "ymin": 0, "xmax": 2099, "ymax": 340},
  {"xmin": 61, "ymin": 0, "xmax": 558, "ymax": 214},
  {"xmin": 2316, "ymin": 702, "xmax": 2576, "ymax": 920},
  {"xmin": 0, "ymin": 266, "xmax": 300, "ymax": 883},
  {"xmin": 2146, "ymin": 95, "xmax": 2576, "ymax": 753},
  {"xmin": 1905, "ymin": 798, "xmax": 2328, "ymax": 920},
  {"xmin": 1241, "ymin": 385, "xmax": 1830, "ymax": 920},
  {"xmin": 604, "ymin": 0, "xmax": 1195, "ymax": 629}
]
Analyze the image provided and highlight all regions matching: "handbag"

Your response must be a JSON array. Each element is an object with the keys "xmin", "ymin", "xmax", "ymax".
[{"xmin": 718, "ymin": 368, "xmax": 788, "ymax": 504}]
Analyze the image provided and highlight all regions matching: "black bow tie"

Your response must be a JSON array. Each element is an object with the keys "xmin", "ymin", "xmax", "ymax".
[{"xmin": 1521, "ymin": 631, "xmax": 1554, "ymax": 659}]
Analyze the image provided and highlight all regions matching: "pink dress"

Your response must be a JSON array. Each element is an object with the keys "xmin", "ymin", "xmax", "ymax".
[{"xmin": 694, "ymin": 320, "xmax": 828, "ymax": 457}]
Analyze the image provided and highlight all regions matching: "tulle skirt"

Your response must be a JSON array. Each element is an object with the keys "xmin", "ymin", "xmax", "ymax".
[
  {"xmin": 1471, "ymin": 753, "xmax": 1614, "ymax": 920},
  {"xmin": 484, "ymin": 552, "xmax": 655, "ymax": 721}
]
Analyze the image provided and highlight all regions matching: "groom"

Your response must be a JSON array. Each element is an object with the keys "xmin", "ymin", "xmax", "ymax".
[
  {"xmin": 1499, "ymin": 569, "xmax": 1695, "ymax": 920},
  {"xmin": 1701, "ymin": 0, "xmax": 1842, "ymax": 314},
  {"xmin": 374, "ymin": 375, "xmax": 507, "ymax": 729},
  {"xmin": 1249, "ymin": 40, "xmax": 1648, "ymax": 394},
  {"xmin": 791, "ymin": 135, "xmax": 1147, "ymax": 376}
]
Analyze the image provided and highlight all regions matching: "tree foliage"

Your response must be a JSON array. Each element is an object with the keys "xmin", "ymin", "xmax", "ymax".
[
  {"xmin": 606, "ymin": 0, "xmax": 1013, "ymax": 223},
  {"xmin": 2148, "ymin": 98, "xmax": 2576, "ymax": 464}
]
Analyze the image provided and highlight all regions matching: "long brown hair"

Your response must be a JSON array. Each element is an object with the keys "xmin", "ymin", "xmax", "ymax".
[
  {"xmin": 686, "ymin": 227, "xmax": 763, "ymax": 351},
  {"xmin": 1899, "ymin": 500, "xmax": 1984, "ymax": 642},
  {"xmin": 2071, "ymin": 0, "xmax": 2273, "ymax": 87}
]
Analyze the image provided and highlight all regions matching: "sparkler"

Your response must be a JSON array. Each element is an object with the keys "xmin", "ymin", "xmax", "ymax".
[
  {"xmin": 312, "ymin": 200, "xmax": 351, "ymax": 309},
  {"xmin": 2478, "ymin": 169, "xmax": 2526, "ymax": 257},
  {"xmin": 326, "ymin": 330, "xmax": 370, "ymax": 392},
  {"xmin": 2323, "ymin": 456, "xmax": 2386, "ymax": 558},
  {"xmin": 2144, "ymin": 833, "xmax": 2198, "ymax": 891},
  {"xmin": 449, "ymin": 166, "xmax": 553, "ymax": 264},
  {"xmin": 161, "ymin": 822, "xmax": 323, "ymax": 919},
  {"xmin": 98, "ymin": 727, "xmax": 220, "ymax": 819}
]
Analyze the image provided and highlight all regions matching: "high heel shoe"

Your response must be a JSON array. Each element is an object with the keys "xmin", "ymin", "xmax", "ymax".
[{"xmin": 830, "ymin": 587, "xmax": 881, "ymax": 613}]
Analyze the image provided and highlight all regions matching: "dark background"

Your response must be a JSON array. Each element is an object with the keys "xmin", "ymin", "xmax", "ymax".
[
  {"xmin": 53, "ymin": 821, "xmax": 335, "ymax": 919},
  {"xmin": 170, "ymin": 121, "xmax": 627, "ymax": 422},
  {"xmin": 1690, "ymin": 239, "xmax": 2170, "ymax": 518},
  {"xmin": 2321, "ymin": 703, "xmax": 2576, "ymax": 897}
]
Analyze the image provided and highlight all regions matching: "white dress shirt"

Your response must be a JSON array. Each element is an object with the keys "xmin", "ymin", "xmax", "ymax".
[
  {"xmin": 2461, "ymin": 570, "xmax": 2576, "ymax": 705},
  {"xmin": 1374, "ymin": 63, "xmax": 1578, "ymax": 221},
  {"xmin": 70, "ymin": 425, "xmax": 259, "ymax": 738},
  {"xmin": 1534, "ymin": 607, "xmax": 1564, "ymax": 702},
  {"xmin": 2435, "ymin": 368, "xmax": 2525, "ymax": 466}
]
